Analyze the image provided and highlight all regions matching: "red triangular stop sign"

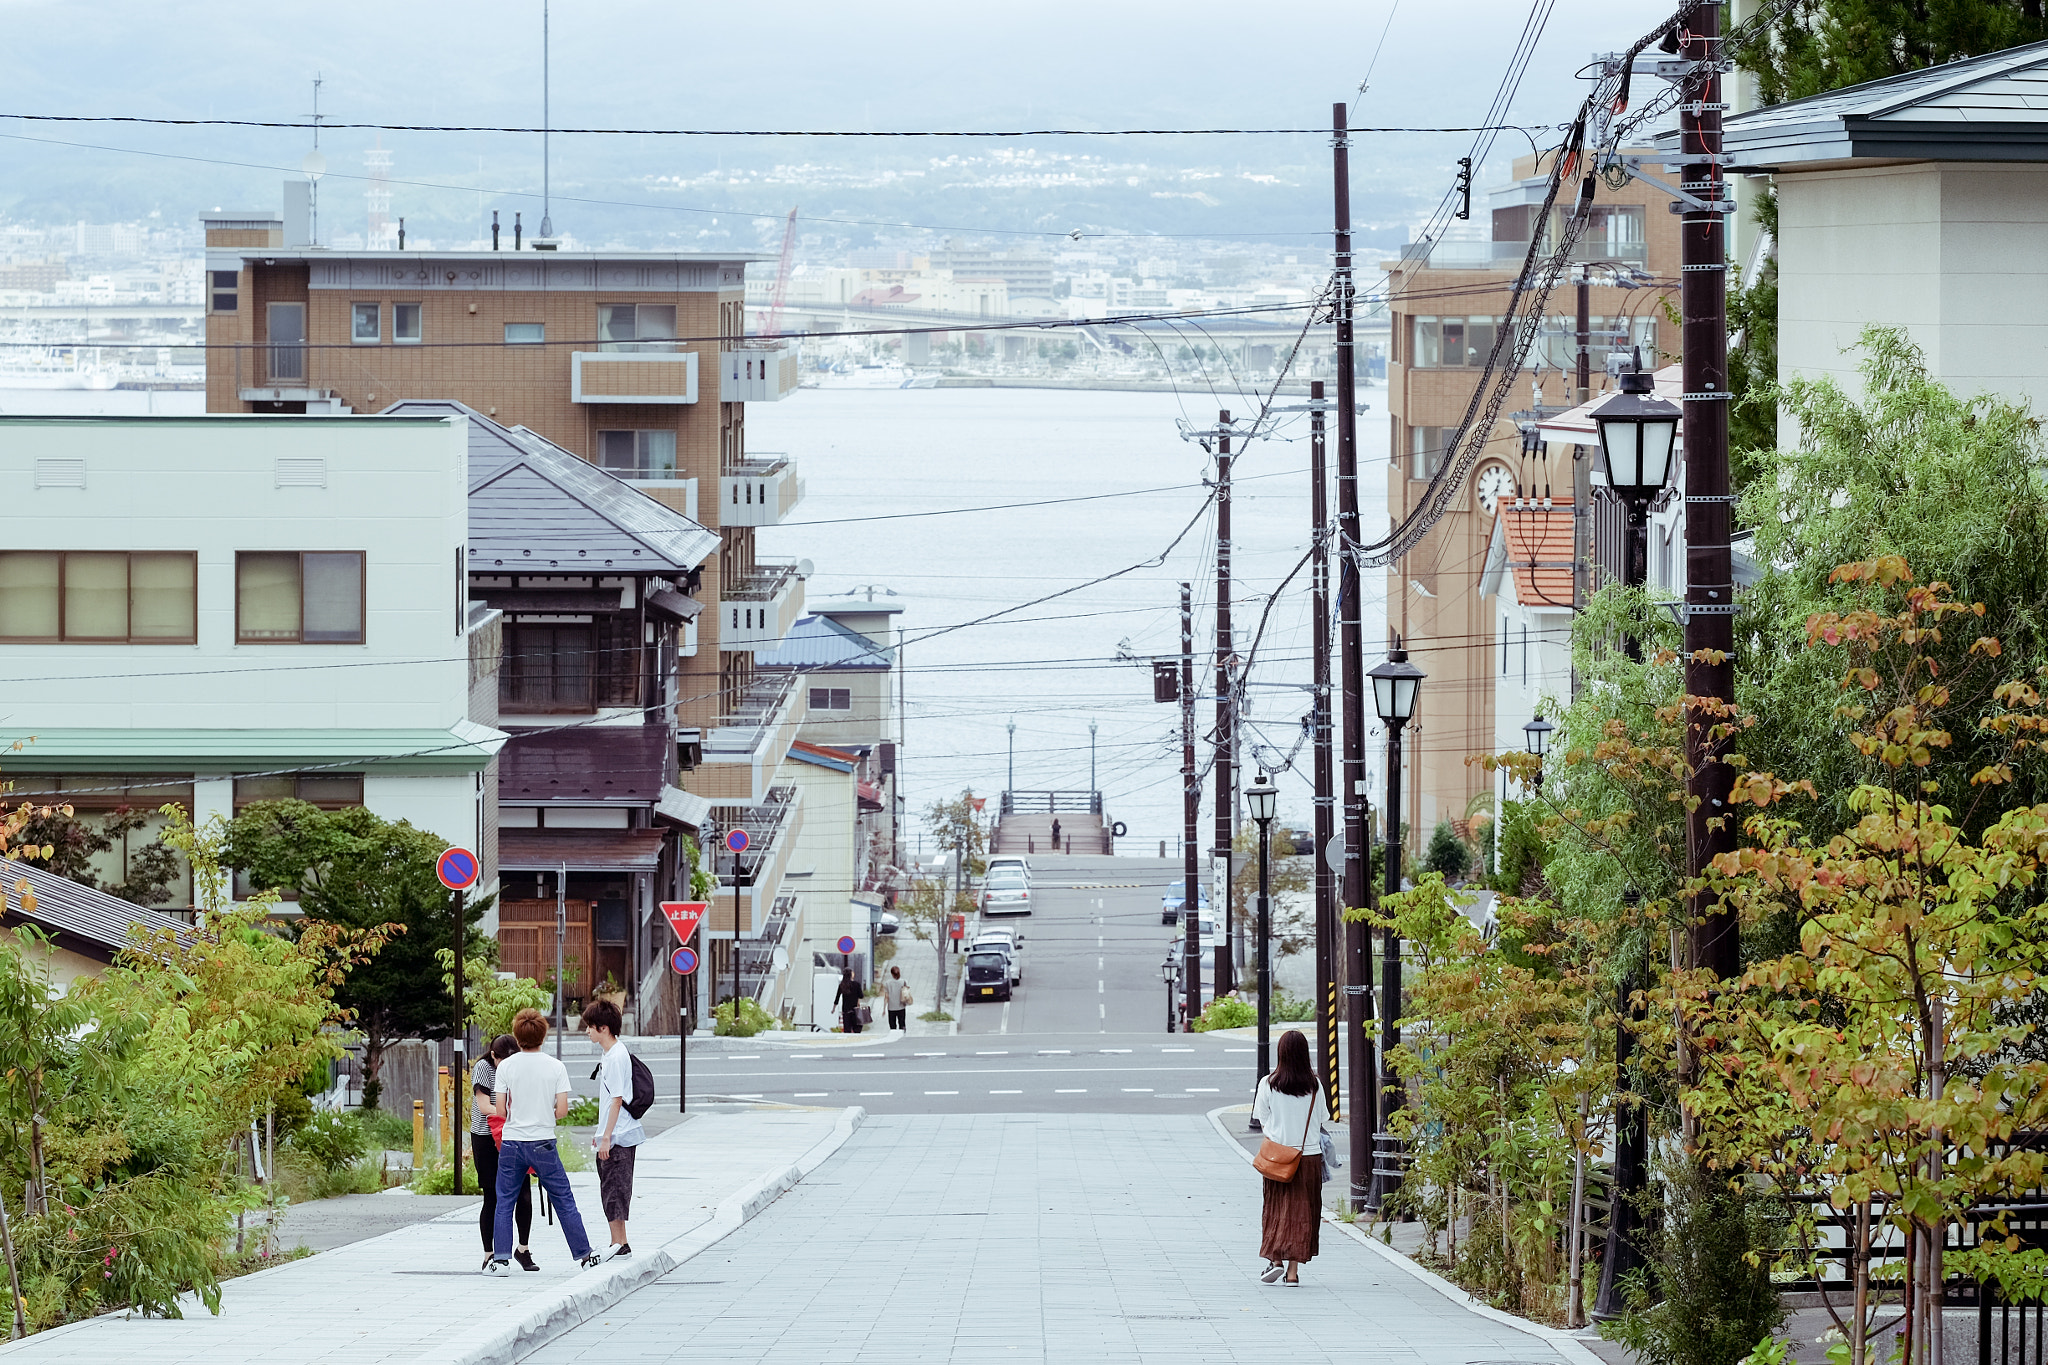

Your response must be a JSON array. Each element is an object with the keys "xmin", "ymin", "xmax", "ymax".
[{"xmin": 661, "ymin": 902, "xmax": 708, "ymax": 946}]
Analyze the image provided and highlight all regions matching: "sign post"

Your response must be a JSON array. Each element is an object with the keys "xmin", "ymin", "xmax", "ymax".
[
  {"xmin": 436, "ymin": 847, "xmax": 481, "ymax": 1198},
  {"xmin": 661, "ymin": 902, "xmax": 707, "ymax": 1113},
  {"xmin": 724, "ymin": 829, "xmax": 750, "ymax": 1032}
]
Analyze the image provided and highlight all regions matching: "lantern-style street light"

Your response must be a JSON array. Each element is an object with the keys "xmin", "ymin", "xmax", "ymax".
[
  {"xmin": 1522, "ymin": 714, "xmax": 1554, "ymax": 793},
  {"xmin": 1244, "ymin": 772, "xmax": 1279, "ymax": 1111},
  {"xmin": 1366, "ymin": 647, "xmax": 1426, "ymax": 1207}
]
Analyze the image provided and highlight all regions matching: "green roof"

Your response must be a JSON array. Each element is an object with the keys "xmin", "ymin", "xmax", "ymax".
[{"xmin": 0, "ymin": 724, "xmax": 506, "ymax": 775}]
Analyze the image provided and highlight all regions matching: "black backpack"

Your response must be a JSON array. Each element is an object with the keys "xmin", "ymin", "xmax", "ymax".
[{"xmin": 589, "ymin": 1051, "xmax": 658, "ymax": 1120}]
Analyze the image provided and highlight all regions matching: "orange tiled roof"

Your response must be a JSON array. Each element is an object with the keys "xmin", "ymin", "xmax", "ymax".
[{"xmin": 1497, "ymin": 497, "xmax": 1575, "ymax": 607}]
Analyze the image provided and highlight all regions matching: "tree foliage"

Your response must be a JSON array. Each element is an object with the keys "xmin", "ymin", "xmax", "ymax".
[
  {"xmin": 13, "ymin": 805, "xmax": 179, "ymax": 907},
  {"xmin": 1735, "ymin": 0, "xmax": 2048, "ymax": 106}
]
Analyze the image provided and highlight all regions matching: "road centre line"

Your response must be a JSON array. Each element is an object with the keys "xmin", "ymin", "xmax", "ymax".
[{"xmin": 925, "ymin": 1090, "xmax": 959, "ymax": 1095}]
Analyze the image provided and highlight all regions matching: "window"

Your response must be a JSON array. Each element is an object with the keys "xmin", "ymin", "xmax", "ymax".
[
  {"xmin": 809, "ymin": 687, "xmax": 851, "ymax": 711},
  {"xmin": 236, "ymin": 551, "xmax": 365, "ymax": 644},
  {"xmin": 351, "ymin": 303, "xmax": 381, "ymax": 344},
  {"xmin": 234, "ymin": 773, "xmax": 364, "ymax": 810},
  {"xmin": 597, "ymin": 304, "xmax": 676, "ymax": 353},
  {"xmin": 267, "ymin": 302, "xmax": 306, "ymax": 381},
  {"xmin": 393, "ymin": 302, "xmax": 422, "ymax": 344},
  {"xmin": 0, "ymin": 550, "xmax": 197, "ymax": 643},
  {"xmin": 596, "ymin": 430, "xmax": 677, "ymax": 479},
  {"xmin": 210, "ymin": 269, "xmax": 238, "ymax": 313},
  {"xmin": 505, "ymin": 323, "xmax": 545, "ymax": 344},
  {"xmin": 1409, "ymin": 426, "xmax": 1450, "ymax": 481},
  {"xmin": 1408, "ymin": 317, "xmax": 1501, "ymax": 369},
  {"xmin": 504, "ymin": 622, "xmax": 593, "ymax": 711}
]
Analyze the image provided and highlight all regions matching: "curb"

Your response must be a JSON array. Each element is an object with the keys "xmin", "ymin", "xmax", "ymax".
[
  {"xmin": 1201, "ymin": 1105, "xmax": 1604, "ymax": 1365},
  {"xmin": 441, "ymin": 1105, "xmax": 866, "ymax": 1365}
]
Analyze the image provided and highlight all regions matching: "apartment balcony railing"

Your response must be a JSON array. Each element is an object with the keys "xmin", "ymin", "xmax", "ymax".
[
  {"xmin": 694, "ymin": 671, "xmax": 808, "ymax": 804},
  {"xmin": 720, "ymin": 560, "xmax": 804, "ymax": 652},
  {"xmin": 570, "ymin": 350, "xmax": 700, "ymax": 404},
  {"xmin": 718, "ymin": 346, "xmax": 802, "ymax": 403},
  {"xmin": 717, "ymin": 455, "xmax": 806, "ymax": 528},
  {"xmin": 1397, "ymin": 238, "xmax": 1649, "ymax": 271},
  {"xmin": 708, "ymin": 788, "xmax": 804, "ymax": 940}
]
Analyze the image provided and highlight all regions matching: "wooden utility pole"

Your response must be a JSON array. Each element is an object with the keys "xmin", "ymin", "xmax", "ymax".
[
  {"xmin": 1213, "ymin": 409, "xmax": 1236, "ymax": 997},
  {"xmin": 1332, "ymin": 100, "xmax": 1378, "ymax": 1212},
  {"xmin": 1181, "ymin": 583, "xmax": 1202, "ymax": 1028},
  {"xmin": 1309, "ymin": 381, "xmax": 1339, "ymax": 1121}
]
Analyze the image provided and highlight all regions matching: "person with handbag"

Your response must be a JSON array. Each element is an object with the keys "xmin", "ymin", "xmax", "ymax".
[
  {"xmin": 881, "ymin": 965, "xmax": 911, "ymax": 1031},
  {"xmin": 1249, "ymin": 1029, "xmax": 1330, "ymax": 1285},
  {"xmin": 471, "ymin": 1033, "xmax": 535, "ymax": 1271},
  {"xmin": 834, "ymin": 965, "xmax": 865, "ymax": 1034}
]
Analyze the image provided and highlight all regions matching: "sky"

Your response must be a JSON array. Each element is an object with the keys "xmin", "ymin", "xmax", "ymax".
[{"xmin": 0, "ymin": 0, "xmax": 1689, "ymax": 245}]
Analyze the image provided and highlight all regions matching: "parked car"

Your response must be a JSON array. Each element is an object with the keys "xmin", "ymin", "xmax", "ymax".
[
  {"xmin": 1161, "ymin": 878, "xmax": 1210, "ymax": 924},
  {"xmin": 969, "ymin": 928, "xmax": 1024, "ymax": 986},
  {"xmin": 965, "ymin": 949, "xmax": 1012, "ymax": 1002},
  {"xmin": 875, "ymin": 910, "xmax": 899, "ymax": 937},
  {"xmin": 980, "ymin": 868, "xmax": 1032, "ymax": 916},
  {"xmin": 984, "ymin": 855, "xmax": 1031, "ymax": 883}
]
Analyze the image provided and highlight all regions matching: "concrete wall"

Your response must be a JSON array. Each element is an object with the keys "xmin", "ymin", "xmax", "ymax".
[
  {"xmin": 1778, "ymin": 161, "xmax": 2048, "ymax": 415},
  {"xmin": 783, "ymin": 757, "xmax": 862, "ymax": 1029}
]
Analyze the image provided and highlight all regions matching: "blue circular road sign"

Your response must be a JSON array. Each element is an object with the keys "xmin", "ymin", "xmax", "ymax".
[
  {"xmin": 437, "ymin": 847, "xmax": 480, "ymax": 891},
  {"xmin": 671, "ymin": 946, "xmax": 699, "ymax": 975},
  {"xmin": 836, "ymin": 935, "xmax": 857, "ymax": 955},
  {"xmin": 726, "ymin": 828, "xmax": 751, "ymax": 854}
]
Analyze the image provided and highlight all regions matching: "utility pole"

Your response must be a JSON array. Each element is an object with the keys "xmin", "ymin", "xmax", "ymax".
[
  {"xmin": 1309, "ymin": 380, "xmax": 1340, "ymax": 1121},
  {"xmin": 1332, "ymin": 100, "xmax": 1378, "ymax": 1213},
  {"xmin": 554, "ymin": 862, "xmax": 566, "ymax": 1060},
  {"xmin": 1681, "ymin": 0, "xmax": 1739, "ymax": 985},
  {"xmin": 1576, "ymin": 271, "xmax": 1592, "ymax": 402},
  {"xmin": 1213, "ymin": 408, "xmax": 1236, "ymax": 998},
  {"xmin": 1181, "ymin": 583, "xmax": 1201, "ymax": 1030}
]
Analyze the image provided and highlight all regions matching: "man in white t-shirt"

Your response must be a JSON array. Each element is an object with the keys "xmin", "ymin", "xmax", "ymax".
[
  {"xmin": 581, "ymin": 998, "xmax": 644, "ymax": 1261},
  {"xmin": 483, "ymin": 1008, "xmax": 601, "ymax": 1275}
]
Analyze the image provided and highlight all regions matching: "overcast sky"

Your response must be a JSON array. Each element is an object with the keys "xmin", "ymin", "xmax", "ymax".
[{"xmin": 0, "ymin": 0, "xmax": 1688, "ymax": 241}]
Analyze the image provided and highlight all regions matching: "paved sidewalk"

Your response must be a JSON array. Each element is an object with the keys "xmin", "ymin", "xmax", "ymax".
[
  {"xmin": 890, "ymin": 931, "xmax": 965, "ymax": 1037},
  {"xmin": 0, "ymin": 1104, "xmax": 862, "ymax": 1365},
  {"xmin": 526, "ymin": 1112, "xmax": 1577, "ymax": 1365}
]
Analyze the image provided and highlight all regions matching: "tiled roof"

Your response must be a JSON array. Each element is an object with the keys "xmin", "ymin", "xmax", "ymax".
[
  {"xmin": 1492, "ymin": 498, "xmax": 1576, "ymax": 609},
  {"xmin": 0, "ymin": 725, "xmax": 505, "ymax": 775},
  {"xmin": 497, "ymin": 830, "xmax": 667, "ymax": 872},
  {"xmin": 0, "ymin": 859, "xmax": 195, "ymax": 963},
  {"xmin": 755, "ymin": 615, "xmax": 893, "ymax": 671},
  {"xmin": 382, "ymin": 400, "xmax": 717, "ymax": 575},
  {"xmin": 499, "ymin": 726, "xmax": 668, "ymax": 804}
]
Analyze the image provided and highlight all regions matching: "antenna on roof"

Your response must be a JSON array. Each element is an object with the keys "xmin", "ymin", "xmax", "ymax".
[
  {"xmin": 538, "ymin": 1, "xmax": 554, "ymax": 242},
  {"xmin": 302, "ymin": 74, "xmax": 327, "ymax": 247}
]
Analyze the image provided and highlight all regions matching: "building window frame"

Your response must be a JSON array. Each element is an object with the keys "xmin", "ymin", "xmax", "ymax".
[
  {"xmin": 0, "ymin": 550, "xmax": 199, "ymax": 644},
  {"xmin": 209, "ymin": 269, "xmax": 239, "ymax": 314},
  {"xmin": 808, "ymin": 686, "xmax": 852, "ymax": 711},
  {"xmin": 505, "ymin": 322, "xmax": 545, "ymax": 345},
  {"xmin": 235, "ymin": 550, "xmax": 367, "ymax": 645},
  {"xmin": 351, "ymin": 302, "xmax": 382, "ymax": 345},
  {"xmin": 393, "ymin": 302, "xmax": 423, "ymax": 344},
  {"xmin": 597, "ymin": 303, "xmax": 677, "ymax": 353},
  {"xmin": 233, "ymin": 773, "xmax": 365, "ymax": 811},
  {"xmin": 595, "ymin": 429, "xmax": 678, "ymax": 479}
]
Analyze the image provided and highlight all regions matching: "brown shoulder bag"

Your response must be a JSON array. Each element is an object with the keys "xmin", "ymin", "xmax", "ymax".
[{"xmin": 1251, "ymin": 1085, "xmax": 1316, "ymax": 1182}]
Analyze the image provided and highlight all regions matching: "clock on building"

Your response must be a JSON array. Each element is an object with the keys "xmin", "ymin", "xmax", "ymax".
[{"xmin": 1475, "ymin": 462, "xmax": 1516, "ymax": 516}]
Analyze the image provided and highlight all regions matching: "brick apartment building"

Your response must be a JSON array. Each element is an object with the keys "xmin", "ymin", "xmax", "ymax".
[
  {"xmin": 201, "ymin": 194, "xmax": 811, "ymax": 1022},
  {"xmin": 1380, "ymin": 150, "xmax": 1678, "ymax": 853}
]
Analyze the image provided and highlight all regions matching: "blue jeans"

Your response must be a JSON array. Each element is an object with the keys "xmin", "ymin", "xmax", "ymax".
[{"xmin": 494, "ymin": 1139, "xmax": 592, "ymax": 1261}]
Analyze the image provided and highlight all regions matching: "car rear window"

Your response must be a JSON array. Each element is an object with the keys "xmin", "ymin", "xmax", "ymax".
[
  {"xmin": 967, "ymin": 953, "xmax": 1005, "ymax": 969},
  {"xmin": 987, "ymin": 872, "xmax": 1027, "ymax": 887}
]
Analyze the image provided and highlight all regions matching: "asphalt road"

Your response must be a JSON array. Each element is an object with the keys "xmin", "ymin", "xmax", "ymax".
[{"xmin": 572, "ymin": 856, "xmax": 1271, "ymax": 1117}]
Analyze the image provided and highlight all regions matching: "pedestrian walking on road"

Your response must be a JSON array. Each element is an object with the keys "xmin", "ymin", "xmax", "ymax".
[
  {"xmin": 471, "ymin": 1033, "xmax": 536, "ymax": 1272},
  {"xmin": 881, "ymin": 965, "xmax": 911, "ymax": 1030},
  {"xmin": 1050, "ymin": 817, "xmax": 1062, "ymax": 851},
  {"xmin": 484, "ymin": 1008, "xmax": 602, "ymax": 1275},
  {"xmin": 1251, "ymin": 1029, "xmax": 1329, "ymax": 1285},
  {"xmin": 580, "ymin": 999, "xmax": 644, "ymax": 1262},
  {"xmin": 835, "ymin": 965, "xmax": 865, "ymax": 1033}
]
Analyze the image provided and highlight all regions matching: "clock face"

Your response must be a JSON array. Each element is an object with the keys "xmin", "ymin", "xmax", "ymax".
[{"xmin": 1475, "ymin": 463, "xmax": 1516, "ymax": 516}]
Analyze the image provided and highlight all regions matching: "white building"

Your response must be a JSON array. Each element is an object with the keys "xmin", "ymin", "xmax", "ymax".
[{"xmin": 0, "ymin": 413, "xmax": 504, "ymax": 909}]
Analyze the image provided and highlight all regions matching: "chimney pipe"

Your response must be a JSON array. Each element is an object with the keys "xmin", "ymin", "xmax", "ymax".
[
  {"xmin": 397, "ymin": 217, "xmax": 405, "ymax": 250},
  {"xmin": 492, "ymin": 211, "xmax": 500, "ymax": 251},
  {"xmin": 514, "ymin": 213, "xmax": 523, "ymax": 251}
]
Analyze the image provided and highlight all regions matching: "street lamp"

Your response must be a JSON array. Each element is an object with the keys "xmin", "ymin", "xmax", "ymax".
[
  {"xmin": 1245, "ymin": 772, "xmax": 1279, "ymax": 1125},
  {"xmin": 1590, "ymin": 368, "xmax": 1680, "ymax": 657},
  {"xmin": 1522, "ymin": 714, "xmax": 1554, "ymax": 794},
  {"xmin": 1161, "ymin": 950, "xmax": 1182, "ymax": 1034},
  {"xmin": 1007, "ymin": 719, "xmax": 1016, "ymax": 794},
  {"xmin": 1367, "ymin": 647, "xmax": 1425, "ymax": 1208},
  {"xmin": 1089, "ymin": 719, "xmax": 1098, "ymax": 795}
]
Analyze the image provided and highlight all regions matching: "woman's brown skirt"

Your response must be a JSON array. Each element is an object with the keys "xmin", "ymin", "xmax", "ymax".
[{"xmin": 1259, "ymin": 1153, "xmax": 1323, "ymax": 1263}]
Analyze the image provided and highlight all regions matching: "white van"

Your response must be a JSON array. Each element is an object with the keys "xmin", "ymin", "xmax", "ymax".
[{"xmin": 984, "ymin": 855, "xmax": 1031, "ymax": 883}]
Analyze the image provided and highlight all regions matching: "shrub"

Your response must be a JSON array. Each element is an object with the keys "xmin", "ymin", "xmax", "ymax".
[
  {"xmin": 1191, "ymin": 996, "xmax": 1255, "ymax": 1031},
  {"xmin": 1600, "ymin": 1159, "xmax": 1786, "ymax": 1365},
  {"xmin": 712, "ymin": 998, "xmax": 781, "ymax": 1037},
  {"xmin": 1425, "ymin": 819, "xmax": 1471, "ymax": 881},
  {"xmin": 564, "ymin": 1095, "xmax": 599, "ymax": 1125},
  {"xmin": 290, "ymin": 1110, "xmax": 368, "ymax": 1173},
  {"xmin": 1270, "ymin": 991, "xmax": 1318, "ymax": 1022},
  {"xmin": 355, "ymin": 1106, "xmax": 417, "ymax": 1151}
]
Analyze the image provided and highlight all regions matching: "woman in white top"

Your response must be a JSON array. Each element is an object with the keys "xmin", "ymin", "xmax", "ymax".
[{"xmin": 1251, "ymin": 1028, "xmax": 1331, "ymax": 1285}]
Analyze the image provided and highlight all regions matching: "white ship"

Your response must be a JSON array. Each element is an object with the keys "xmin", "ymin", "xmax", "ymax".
[
  {"xmin": 813, "ymin": 360, "xmax": 909, "ymax": 390},
  {"xmin": 0, "ymin": 348, "xmax": 118, "ymax": 390}
]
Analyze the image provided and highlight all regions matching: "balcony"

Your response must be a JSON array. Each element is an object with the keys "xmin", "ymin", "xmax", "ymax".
[
  {"xmin": 708, "ymin": 785, "xmax": 803, "ymax": 939},
  {"xmin": 1395, "ymin": 238, "xmax": 1649, "ymax": 272},
  {"xmin": 717, "ymin": 456, "xmax": 805, "ymax": 527},
  {"xmin": 693, "ymin": 671, "xmax": 808, "ymax": 803},
  {"xmin": 719, "ymin": 560, "xmax": 804, "ymax": 652},
  {"xmin": 571, "ymin": 351, "xmax": 699, "ymax": 404},
  {"xmin": 718, "ymin": 347, "xmax": 801, "ymax": 402}
]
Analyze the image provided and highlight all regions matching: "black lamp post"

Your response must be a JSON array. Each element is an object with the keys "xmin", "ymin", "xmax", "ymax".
[
  {"xmin": 1367, "ymin": 647, "xmax": 1424, "ymax": 1208},
  {"xmin": 1522, "ymin": 714, "xmax": 1554, "ymax": 793},
  {"xmin": 1245, "ymin": 772, "xmax": 1279, "ymax": 1118},
  {"xmin": 1590, "ymin": 368, "xmax": 1680, "ymax": 659}
]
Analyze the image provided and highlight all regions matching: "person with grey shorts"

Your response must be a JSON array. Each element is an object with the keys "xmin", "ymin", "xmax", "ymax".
[{"xmin": 581, "ymin": 998, "xmax": 642, "ymax": 1260}]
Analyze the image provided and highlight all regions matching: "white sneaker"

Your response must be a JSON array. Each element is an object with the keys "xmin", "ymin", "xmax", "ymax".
[
  {"xmin": 482, "ymin": 1259, "xmax": 511, "ymax": 1276},
  {"xmin": 607, "ymin": 1243, "xmax": 633, "ymax": 1261}
]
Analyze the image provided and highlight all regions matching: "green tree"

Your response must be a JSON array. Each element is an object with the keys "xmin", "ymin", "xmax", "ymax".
[
  {"xmin": 1737, "ymin": 0, "xmax": 2047, "ymax": 106},
  {"xmin": 222, "ymin": 801, "xmax": 492, "ymax": 1102},
  {"xmin": 922, "ymin": 790, "xmax": 986, "ymax": 883},
  {"xmin": 12, "ymin": 805, "xmax": 179, "ymax": 907},
  {"xmin": 1425, "ymin": 818, "xmax": 1472, "ymax": 881},
  {"xmin": 1228, "ymin": 821, "xmax": 1313, "ymax": 960}
]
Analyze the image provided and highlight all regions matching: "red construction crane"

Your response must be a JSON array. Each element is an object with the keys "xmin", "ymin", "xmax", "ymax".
[{"xmin": 763, "ymin": 206, "xmax": 798, "ymax": 339}]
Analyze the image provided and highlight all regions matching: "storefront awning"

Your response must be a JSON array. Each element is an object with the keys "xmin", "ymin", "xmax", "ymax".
[
  {"xmin": 498, "ymin": 830, "xmax": 667, "ymax": 872},
  {"xmin": 654, "ymin": 784, "xmax": 712, "ymax": 831}
]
